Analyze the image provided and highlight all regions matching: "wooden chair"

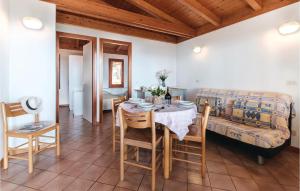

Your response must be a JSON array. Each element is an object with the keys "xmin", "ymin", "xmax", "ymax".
[
  {"xmin": 111, "ymin": 96, "xmax": 126, "ymax": 153},
  {"xmin": 172, "ymin": 96, "xmax": 182, "ymax": 102},
  {"xmin": 1, "ymin": 102, "xmax": 60, "ymax": 173},
  {"xmin": 119, "ymin": 108, "xmax": 163, "ymax": 191},
  {"xmin": 170, "ymin": 103, "xmax": 211, "ymax": 177}
]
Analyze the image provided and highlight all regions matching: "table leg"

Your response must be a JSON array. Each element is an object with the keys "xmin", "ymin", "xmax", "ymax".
[{"xmin": 164, "ymin": 127, "xmax": 170, "ymax": 179}]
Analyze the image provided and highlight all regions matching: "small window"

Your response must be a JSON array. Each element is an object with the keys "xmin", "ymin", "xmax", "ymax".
[{"xmin": 109, "ymin": 59, "xmax": 124, "ymax": 88}]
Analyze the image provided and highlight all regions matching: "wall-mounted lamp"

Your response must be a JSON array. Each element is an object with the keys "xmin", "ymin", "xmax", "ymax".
[
  {"xmin": 278, "ymin": 21, "xmax": 300, "ymax": 35},
  {"xmin": 193, "ymin": 46, "xmax": 201, "ymax": 53},
  {"xmin": 22, "ymin": 17, "xmax": 43, "ymax": 30}
]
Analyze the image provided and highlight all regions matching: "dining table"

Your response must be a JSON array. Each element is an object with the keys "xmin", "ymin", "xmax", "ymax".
[{"xmin": 116, "ymin": 100, "xmax": 197, "ymax": 179}]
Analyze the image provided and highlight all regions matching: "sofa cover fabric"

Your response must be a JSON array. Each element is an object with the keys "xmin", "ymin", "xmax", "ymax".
[
  {"xmin": 195, "ymin": 96, "xmax": 221, "ymax": 116},
  {"xmin": 195, "ymin": 88, "xmax": 294, "ymax": 148}
]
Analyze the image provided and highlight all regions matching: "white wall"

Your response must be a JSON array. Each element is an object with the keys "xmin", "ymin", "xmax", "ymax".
[
  {"xmin": 103, "ymin": 53, "xmax": 128, "ymax": 95},
  {"xmin": 59, "ymin": 54, "xmax": 69, "ymax": 105},
  {"xmin": 8, "ymin": 0, "xmax": 56, "ymax": 126},
  {"xmin": 56, "ymin": 23, "xmax": 177, "ymax": 122},
  {"xmin": 176, "ymin": 3, "xmax": 300, "ymax": 147},
  {"xmin": 0, "ymin": 0, "xmax": 10, "ymax": 160}
]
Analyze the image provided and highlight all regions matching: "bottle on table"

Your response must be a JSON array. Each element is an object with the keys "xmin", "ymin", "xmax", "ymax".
[{"xmin": 165, "ymin": 87, "xmax": 172, "ymax": 104}]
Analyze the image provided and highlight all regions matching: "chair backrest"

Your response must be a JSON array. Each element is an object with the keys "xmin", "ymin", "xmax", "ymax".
[
  {"xmin": 111, "ymin": 96, "xmax": 126, "ymax": 124},
  {"xmin": 1, "ymin": 102, "xmax": 27, "ymax": 118},
  {"xmin": 1, "ymin": 102, "xmax": 39, "ymax": 133},
  {"xmin": 172, "ymin": 96, "xmax": 181, "ymax": 101},
  {"xmin": 201, "ymin": 103, "xmax": 211, "ymax": 137},
  {"xmin": 1, "ymin": 102, "xmax": 39, "ymax": 132},
  {"xmin": 120, "ymin": 109, "xmax": 153, "ymax": 129},
  {"xmin": 119, "ymin": 108, "xmax": 156, "ymax": 144}
]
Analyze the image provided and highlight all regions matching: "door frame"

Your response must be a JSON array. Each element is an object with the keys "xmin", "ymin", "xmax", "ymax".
[
  {"xmin": 56, "ymin": 32, "xmax": 97, "ymax": 125},
  {"xmin": 99, "ymin": 38, "xmax": 132, "ymax": 123}
]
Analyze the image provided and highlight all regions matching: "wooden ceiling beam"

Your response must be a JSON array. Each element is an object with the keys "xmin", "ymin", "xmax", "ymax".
[
  {"xmin": 56, "ymin": 11, "xmax": 178, "ymax": 43},
  {"xmin": 43, "ymin": 0, "xmax": 196, "ymax": 37},
  {"xmin": 177, "ymin": 0, "xmax": 221, "ymax": 26},
  {"xmin": 124, "ymin": 0, "xmax": 186, "ymax": 25},
  {"xmin": 116, "ymin": 45, "xmax": 122, "ymax": 52},
  {"xmin": 245, "ymin": 0, "xmax": 263, "ymax": 10},
  {"xmin": 196, "ymin": 0, "xmax": 298, "ymax": 36}
]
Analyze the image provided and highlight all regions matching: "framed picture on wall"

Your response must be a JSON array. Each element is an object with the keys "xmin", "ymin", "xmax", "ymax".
[{"xmin": 109, "ymin": 58, "xmax": 124, "ymax": 88}]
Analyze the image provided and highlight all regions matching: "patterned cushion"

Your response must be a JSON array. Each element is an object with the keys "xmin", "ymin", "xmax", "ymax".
[
  {"xmin": 231, "ymin": 99, "xmax": 246, "ymax": 123},
  {"xmin": 244, "ymin": 100, "xmax": 273, "ymax": 129},
  {"xmin": 196, "ymin": 96, "xmax": 221, "ymax": 116},
  {"xmin": 220, "ymin": 98, "xmax": 235, "ymax": 120}
]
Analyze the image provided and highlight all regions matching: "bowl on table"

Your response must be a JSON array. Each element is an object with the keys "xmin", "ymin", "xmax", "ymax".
[
  {"xmin": 138, "ymin": 102, "xmax": 154, "ymax": 111},
  {"xmin": 128, "ymin": 98, "xmax": 144, "ymax": 104},
  {"xmin": 178, "ymin": 101, "xmax": 194, "ymax": 108}
]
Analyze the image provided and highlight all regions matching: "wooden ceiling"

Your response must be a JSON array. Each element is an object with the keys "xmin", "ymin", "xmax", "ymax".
[
  {"xmin": 103, "ymin": 43, "xmax": 129, "ymax": 55},
  {"xmin": 59, "ymin": 37, "xmax": 89, "ymax": 51},
  {"xmin": 43, "ymin": 0, "xmax": 299, "ymax": 43}
]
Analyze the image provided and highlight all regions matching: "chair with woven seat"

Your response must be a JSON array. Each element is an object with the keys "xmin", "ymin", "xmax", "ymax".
[
  {"xmin": 170, "ymin": 103, "xmax": 210, "ymax": 177},
  {"xmin": 119, "ymin": 108, "xmax": 163, "ymax": 191},
  {"xmin": 111, "ymin": 96, "xmax": 126, "ymax": 153},
  {"xmin": 1, "ymin": 102, "xmax": 60, "ymax": 173}
]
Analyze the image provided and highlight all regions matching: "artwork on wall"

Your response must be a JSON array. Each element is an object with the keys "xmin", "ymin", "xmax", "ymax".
[{"xmin": 109, "ymin": 58, "xmax": 124, "ymax": 88}]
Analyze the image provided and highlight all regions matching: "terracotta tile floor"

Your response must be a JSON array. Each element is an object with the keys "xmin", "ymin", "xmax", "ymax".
[{"xmin": 1, "ymin": 108, "xmax": 299, "ymax": 191}]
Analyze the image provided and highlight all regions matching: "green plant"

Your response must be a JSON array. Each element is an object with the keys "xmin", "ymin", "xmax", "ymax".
[{"xmin": 148, "ymin": 86, "xmax": 166, "ymax": 97}]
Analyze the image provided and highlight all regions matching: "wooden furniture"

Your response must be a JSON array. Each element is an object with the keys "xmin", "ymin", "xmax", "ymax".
[
  {"xmin": 1, "ymin": 102, "xmax": 60, "ymax": 173},
  {"xmin": 169, "ymin": 103, "xmax": 210, "ymax": 177},
  {"xmin": 119, "ymin": 109, "xmax": 163, "ymax": 191},
  {"xmin": 172, "ymin": 96, "xmax": 181, "ymax": 102},
  {"xmin": 117, "ymin": 101, "xmax": 197, "ymax": 179},
  {"xmin": 196, "ymin": 88, "xmax": 294, "ymax": 164},
  {"xmin": 111, "ymin": 96, "xmax": 126, "ymax": 153}
]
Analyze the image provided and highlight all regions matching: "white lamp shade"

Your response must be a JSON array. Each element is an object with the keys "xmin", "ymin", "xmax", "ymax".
[
  {"xmin": 278, "ymin": 21, "xmax": 300, "ymax": 35},
  {"xmin": 22, "ymin": 17, "xmax": 43, "ymax": 30},
  {"xmin": 193, "ymin": 46, "xmax": 201, "ymax": 53}
]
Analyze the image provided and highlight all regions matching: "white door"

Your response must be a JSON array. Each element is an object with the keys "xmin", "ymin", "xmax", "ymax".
[{"xmin": 82, "ymin": 42, "xmax": 93, "ymax": 123}]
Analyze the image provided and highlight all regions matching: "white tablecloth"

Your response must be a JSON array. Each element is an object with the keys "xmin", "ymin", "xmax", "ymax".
[{"xmin": 116, "ymin": 102, "xmax": 197, "ymax": 140}]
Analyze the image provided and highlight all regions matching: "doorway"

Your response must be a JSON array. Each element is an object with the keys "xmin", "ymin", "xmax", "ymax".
[
  {"xmin": 56, "ymin": 32, "xmax": 97, "ymax": 125},
  {"xmin": 99, "ymin": 39, "xmax": 132, "ymax": 123}
]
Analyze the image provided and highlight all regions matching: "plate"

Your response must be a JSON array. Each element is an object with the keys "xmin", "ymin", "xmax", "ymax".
[
  {"xmin": 179, "ymin": 101, "xmax": 194, "ymax": 106},
  {"xmin": 128, "ymin": 98, "xmax": 143, "ymax": 104},
  {"xmin": 139, "ymin": 102, "xmax": 154, "ymax": 108}
]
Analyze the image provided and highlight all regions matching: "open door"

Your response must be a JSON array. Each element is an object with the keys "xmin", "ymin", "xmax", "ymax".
[
  {"xmin": 99, "ymin": 39, "xmax": 132, "ymax": 123},
  {"xmin": 82, "ymin": 42, "xmax": 93, "ymax": 123},
  {"xmin": 56, "ymin": 32, "xmax": 97, "ymax": 125}
]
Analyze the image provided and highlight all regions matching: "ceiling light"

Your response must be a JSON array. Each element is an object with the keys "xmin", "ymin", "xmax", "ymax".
[
  {"xmin": 22, "ymin": 17, "xmax": 43, "ymax": 30},
  {"xmin": 278, "ymin": 21, "xmax": 300, "ymax": 35},
  {"xmin": 193, "ymin": 46, "xmax": 201, "ymax": 53}
]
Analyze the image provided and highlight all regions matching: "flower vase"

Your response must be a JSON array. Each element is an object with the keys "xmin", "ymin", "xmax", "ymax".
[
  {"xmin": 152, "ymin": 96, "xmax": 164, "ymax": 104},
  {"xmin": 161, "ymin": 80, "xmax": 166, "ymax": 87}
]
